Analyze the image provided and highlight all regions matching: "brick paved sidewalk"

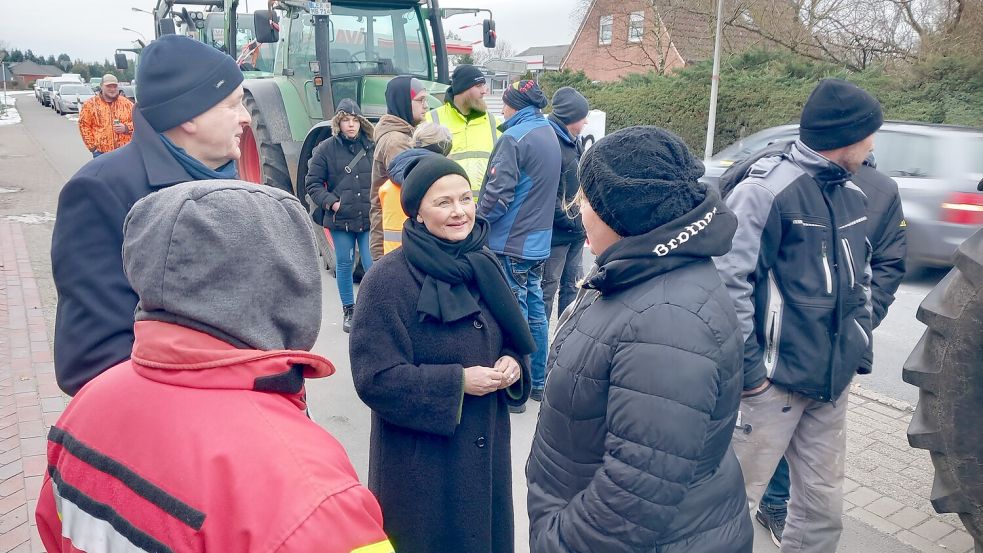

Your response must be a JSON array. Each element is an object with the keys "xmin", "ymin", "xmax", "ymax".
[
  {"xmin": 0, "ymin": 221, "xmax": 67, "ymax": 553},
  {"xmin": 844, "ymin": 385, "xmax": 976, "ymax": 553},
  {"xmin": 0, "ymin": 215, "xmax": 977, "ymax": 553}
]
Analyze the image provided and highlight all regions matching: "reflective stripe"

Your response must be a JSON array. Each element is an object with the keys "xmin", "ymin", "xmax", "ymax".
[
  {"xmin": 383, "ymin": 230, "xmax": 403, "ymax": 243},
  {"xmin": 450, "ymin": 151, "xmax": 491, "ymax": 160},
  {"xmin": 352, "ymin": 539, "xmax": 395, "ymax": 553},
  {"xmin": 489, "ymin": 113, "xmax": 498, "ymax": 141},
  {"xmin": 53, "ymin": 481, "xmax": 163, "ymax": 553},
  {"xmin": 428, "ymin": 108, "xmax": 440, "ymax": 126}
]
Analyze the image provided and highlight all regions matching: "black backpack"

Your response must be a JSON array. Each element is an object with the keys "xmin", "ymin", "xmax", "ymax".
[{"xmin": 717, "ymin": 140, "xmax": 796, "ymax": 200}]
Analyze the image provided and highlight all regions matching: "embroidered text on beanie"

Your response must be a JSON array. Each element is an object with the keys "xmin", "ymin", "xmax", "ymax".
[
  {"xmin": 800, "ymin": 79, "xmax": 883, "ymax": 151},
  {"xmin": 137, "ymin": 35, "xmax": 244, "ymax": 132}
]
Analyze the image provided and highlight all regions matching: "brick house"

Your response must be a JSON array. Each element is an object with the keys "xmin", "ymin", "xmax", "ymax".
[
  {"xmin": 9, "ymin": 61, "xmax": 63, "ymax": 88},
  {"xmin": 562, "ymin": 0, "xmax": 770, "ymax": 81}
]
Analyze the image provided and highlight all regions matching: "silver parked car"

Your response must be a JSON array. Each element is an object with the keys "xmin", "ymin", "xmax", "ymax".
[
  {"xmin": 702, "ymin": 122, "xmax": 983, "ymax": 268},
  {"xmin": 52, "ymin": 84, "xmax": 96, "ymax": 115}
]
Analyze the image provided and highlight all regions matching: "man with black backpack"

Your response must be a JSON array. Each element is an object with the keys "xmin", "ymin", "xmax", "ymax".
[
  {"xmin": 714, "ymin": 79, "xmax": 894, "ymax": 553},
  {"xmin": 718, "ymin": 137, "xmax": 907, "ymax": 546}
]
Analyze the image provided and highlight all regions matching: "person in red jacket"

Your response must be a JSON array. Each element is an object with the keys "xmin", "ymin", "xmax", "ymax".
[{"xmin": 36, "ymin": 180, "xmax": 392, "ymax": 553}]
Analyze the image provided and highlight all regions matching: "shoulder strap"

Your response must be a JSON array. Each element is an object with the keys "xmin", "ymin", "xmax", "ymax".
[
  {"xmin": 718, "ymin": 140, "xmax": 794, "ymax": 200},
  {"xmin": 345, "ymin": 148, "xmax": 367, "ymax": 174}
]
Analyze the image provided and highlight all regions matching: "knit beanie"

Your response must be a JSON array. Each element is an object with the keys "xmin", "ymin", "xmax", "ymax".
[
  {"xmin": 800, "ymin": 79, "xmax": 883, "ymax": 151},
  {"xmin": 123, "ymin": 180, "xmax": 321, "ymax": 351},
  {"xmin": 551, "ymin": 87, "xmax": 590, "ymax": 124},
  {"xmin": 386, "ymin": 76, "xmax": 427, "ymax": 124},
  {"xmin": 450, "ymin": 65, "xmax": 486, "ymax": 96},
  {"xmin": 502, "ymin": 80, "xmax": 548, "ymax": 111},
  {"xmin": 136, "ymin": 35, "xmax": 244, "ymax": 132},
  {"xmin": 579, "ymin": 126, "xmax": 707, "ymax": 237},
  {"xmin": 400, "ymin": 156, "xmax": 470, "ymax": 218}
]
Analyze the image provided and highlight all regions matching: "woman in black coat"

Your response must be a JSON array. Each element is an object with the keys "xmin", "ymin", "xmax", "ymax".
[
  {"xmin": 350, "ymin": 155, "xmax": 534, "ymax": 553},
  {"xmin": 526, "ymin": 127, "xmax": 754, "ymax": 553},
  {"xmin": 305, "ymin": 98, "xmax": 375, "ymax": 331}
]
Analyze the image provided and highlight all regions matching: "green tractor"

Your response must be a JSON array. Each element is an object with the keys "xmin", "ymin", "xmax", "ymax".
[{"xmin": 237, "ymin": 0, "xmax": 495, "ymax": 203}]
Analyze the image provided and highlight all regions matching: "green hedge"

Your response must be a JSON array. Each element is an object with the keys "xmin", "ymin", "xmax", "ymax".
[{"xmin": 540, "ymin": 51, "xmax": 983, "ymax": 157}]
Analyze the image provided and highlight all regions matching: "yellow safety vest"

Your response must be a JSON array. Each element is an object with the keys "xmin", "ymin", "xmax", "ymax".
[
  {"xmin": 379, "ymin": 180, "xmax": 408, "ymax": 254},
  {"xmin": 424, "ymin": 103, "xmax": 498, "ymax": 194}
]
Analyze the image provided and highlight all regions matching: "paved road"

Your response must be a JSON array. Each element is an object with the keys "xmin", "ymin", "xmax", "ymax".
[{"xmin": 1, "ymin": 93, "xmax": 946, "ymax": 552}]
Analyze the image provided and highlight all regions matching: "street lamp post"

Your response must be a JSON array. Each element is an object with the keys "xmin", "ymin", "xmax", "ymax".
[
  {"xmin": 0, "ymin": 50, "xmax": 8, "ymax": 117},
  {"xmin": 122, "ymin": 27, "xmax": 149, "ymax": 43},
  {"xmin": 704, "ymin": 0, "xmax": 725, "ymax": 162}
]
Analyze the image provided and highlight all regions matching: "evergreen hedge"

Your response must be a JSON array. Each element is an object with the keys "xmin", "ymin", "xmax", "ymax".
[{"xmin": 539, "ymin": 51, "xmax": 983, "ymax": 157}]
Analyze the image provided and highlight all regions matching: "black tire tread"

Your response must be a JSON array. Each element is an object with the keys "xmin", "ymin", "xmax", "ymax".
[
  {"xmin": 903, "ymin": 229, "xmax": 983, "ymax": 547},
  {"xmin": 243, "ymin": 92, "xmax": 292, "ymax": 194}
]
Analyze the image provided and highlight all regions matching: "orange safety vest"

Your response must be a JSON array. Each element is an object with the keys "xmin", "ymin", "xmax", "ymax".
[{"xmin": 379, "ymin": 180, "xmax": 408, "ymax": 254}]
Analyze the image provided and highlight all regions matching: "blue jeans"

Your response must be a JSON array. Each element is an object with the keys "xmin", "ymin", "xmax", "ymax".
[
  {"xmin": 497, "ymin": 255, "xmax": 548, "ymax": 390},
  {"xmin": 762, "ymin": 456, "xmax": 790, "ymax": 513},
  {"xmin": 332, "ymin": 229, "xmax": 372, "ymax": 306}
]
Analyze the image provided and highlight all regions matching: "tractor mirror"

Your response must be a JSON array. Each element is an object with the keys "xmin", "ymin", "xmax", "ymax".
[
  {"xmin": 115, "ymin": 54, "xmax": 128, "ymax": 70},
  {"xmin": 483, "ymin": 19, "xmax": 496, "ymax": 49},
  {"xmin": 158, "ymin": 18, "xmax": 177, "ymax": 35},
  {"xmin": 254, "ymin": 10, "xmax": 280, "ymax": 44}
]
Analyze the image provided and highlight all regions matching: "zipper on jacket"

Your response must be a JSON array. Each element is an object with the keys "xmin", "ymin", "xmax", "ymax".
[
  {"xmin": 765, "ymin": 315, "xmax": 778, "ymax": 365},
  {"xmin": 821, "ymin": 240, "xmax": 833, "ymax": 294},
  {"xmin": 841, "ymin": 238, "xmax": 856, "ymax": 289}
]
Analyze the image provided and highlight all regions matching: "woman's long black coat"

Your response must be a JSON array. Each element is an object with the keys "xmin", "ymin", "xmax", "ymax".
[{"xmin": 350, "ymin": 249, "xmax": 530, "ymax": 553}]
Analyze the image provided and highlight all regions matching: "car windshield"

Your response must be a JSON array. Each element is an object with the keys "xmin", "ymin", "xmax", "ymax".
[
  {"xmin": 287, "ymin": 4, "xmax": 431, "ymax": 79},
  {"xmin": 60, "ymin": 85, "xmax": 91, "ymax": 95},
  {"xmin": 712, "ymin": 128, "xmax": 797, "ymax": 162}
]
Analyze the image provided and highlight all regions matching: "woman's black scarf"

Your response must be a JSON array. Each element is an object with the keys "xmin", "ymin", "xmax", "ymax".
[{"xmin": 401, "ymin": 218, "xmax": 536, "ymax": 355}]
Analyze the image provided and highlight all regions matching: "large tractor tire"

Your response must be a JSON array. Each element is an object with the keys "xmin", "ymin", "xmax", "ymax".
[
  {"xmin": 240, "ymin": 92, "xmax": 292, "ymax": 195},
  {"xmin": 903, "ymin": 228, "xmax": 983, "ymax": 552}
]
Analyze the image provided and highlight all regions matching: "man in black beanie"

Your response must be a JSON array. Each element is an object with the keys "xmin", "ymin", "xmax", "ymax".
[
  {"xmin": 478, "ymin": 80, "xmax": 561, "ymax": 405},
  {"xmin": 543, "ymin": 87, "xmax": 590, "ymax": 320},
  {"xmin": 714, "ymin": 78, "xmax": 881, "ymax": 553},
  {"xmin": 51, "ymin": 34, "xmax": 250, "ymax": 396},
  {"xmin": 424, "ymin": 65, "xmax": 498, "ymax": 195}
]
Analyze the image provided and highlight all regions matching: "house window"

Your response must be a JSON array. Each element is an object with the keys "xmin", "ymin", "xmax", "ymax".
[
  {"xmin": 598, "ymin": 15, "xmax": 613, "ymax": 45},
  {"xmin": 629, "ymin": 11, "xmax": 645, "ymax": 43}
]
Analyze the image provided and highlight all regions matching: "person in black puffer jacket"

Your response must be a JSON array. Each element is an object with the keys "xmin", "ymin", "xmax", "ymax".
[
  {"xmin": 526, "ymin": 126, "xmax": 753, "ymax": 553},
  {"xmin": 305, "ymin": 98, "xmax": 375, "ymax": 331}
]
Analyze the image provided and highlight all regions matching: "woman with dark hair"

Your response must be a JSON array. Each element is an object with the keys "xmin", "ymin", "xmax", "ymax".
[
  {"xmin": 526, "ymin": 126, "xmax": 753, "ymax": 553},
  {"xmin": 305, "ymin": 98, "xmax": 375, "ymax": 332},
  {"xmin": 350, "ymin": 156, "xmax": 534, "ymax": 553}
]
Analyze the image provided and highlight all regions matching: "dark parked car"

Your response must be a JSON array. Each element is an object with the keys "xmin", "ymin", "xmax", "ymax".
[{"xmin": 703, "ymin": 122, "xmax": 983, "ymax": 268}]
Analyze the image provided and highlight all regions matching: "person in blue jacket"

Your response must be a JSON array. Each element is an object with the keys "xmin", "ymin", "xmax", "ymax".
[
  {"xmin": 50, "ymin": 35, "xmax": 249, "ymax": 395},
  {"xmin": 477, "ymin": 80, "xmax": 561, "ymax": 408}
]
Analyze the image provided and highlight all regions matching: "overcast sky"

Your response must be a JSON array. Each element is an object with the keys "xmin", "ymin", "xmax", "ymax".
[{"xmin": 1, "ymin": 0, "xmax": 581, "ymax": 63}]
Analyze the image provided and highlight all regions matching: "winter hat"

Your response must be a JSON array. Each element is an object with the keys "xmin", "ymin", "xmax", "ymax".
[
  {"xmin": 551, "ymin": 87, "xmax": 589, "ymax": 124},
  {"xmin": 386, "ymin": 75, "xmax": 428, "ymax": 124},
  {"xmin": 389, "ymin": 148, "xmax": 440, "ymax": 186},
  {"xmin": 502, "ymin": 80, "xmax": 548, "ymax": 111},
  {"xmin": 579, "ymin": 126, "xmax": 707, "ymax": 237},
  {"xmin": 136, "ymin": 35, "xmax": 244, "ymax": 132},
  {"xmin": 122, "ymin": 180, "xmax": 321, "ymax": 351},
  {"xmin": 331, "ymin": 97, "xmax": 374, "ymax": 139},
  {"xmin": 450, "ymin": 64, "xmax": 486, "ymax": 96},
  {"xmin": 800, "ymin": 78, "xmax": 883, "ymax": 151},
  {"xmin": 400, "ymin": 156, "xmax": 470, "ymax": 218}
]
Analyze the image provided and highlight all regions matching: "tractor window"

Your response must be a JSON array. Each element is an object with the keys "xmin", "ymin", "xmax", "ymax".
[{"xmin": 287, "ymin": 6, "xmax": 430, "ymax": 80}]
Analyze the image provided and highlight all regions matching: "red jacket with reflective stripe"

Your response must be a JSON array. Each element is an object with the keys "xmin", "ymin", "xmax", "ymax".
[{"xmin": 36, "ymin": 321, "xmax": 392, "ymax": 553}]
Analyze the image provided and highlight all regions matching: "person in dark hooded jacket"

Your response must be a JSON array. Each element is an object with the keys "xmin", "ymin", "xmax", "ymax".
[
  {"xmin": 305, "ymin": 98, "xmax": 375, "ymax": 332},
  {"xmin": 526, "ymin": 126, "xmax": 753, "ymax": 553}
]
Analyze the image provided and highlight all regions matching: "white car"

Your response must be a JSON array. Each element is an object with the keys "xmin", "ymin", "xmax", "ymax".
[{"xmin": 53, "ymin": 84, "xmax": 95, "ymax": 115}]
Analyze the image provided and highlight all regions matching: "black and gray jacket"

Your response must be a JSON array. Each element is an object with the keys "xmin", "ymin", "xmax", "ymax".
[
  {"xmin": 714, "ymin": 140, "xmax": 873, "ymax": 402},
  {"xmin": 547, "ymin": 114, "xmax": 586, "ymax": 246},
  {"xmin": 527, "ymin": 189, "xmax": 753, "ymax": 553}
]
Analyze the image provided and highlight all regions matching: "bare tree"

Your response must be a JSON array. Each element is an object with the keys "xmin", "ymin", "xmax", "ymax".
[{"xmin": 471, "ymin": 40, "xmax": 517, "ymax": 65}]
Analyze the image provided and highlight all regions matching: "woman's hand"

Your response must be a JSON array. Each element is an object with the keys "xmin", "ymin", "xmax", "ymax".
[
  {"xmin": 494, "ymin": 355, "xmax": 522, "ymax": 390},
  {"xmin": 463, "ymin": 366, "xmax": 504, "ymax": 396},
  {"xmin": 331, "ymin": 201, "xmax": 341, "ymax": 212}
]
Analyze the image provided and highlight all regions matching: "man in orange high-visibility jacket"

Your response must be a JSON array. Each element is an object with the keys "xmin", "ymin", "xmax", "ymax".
[{"xmin": 78, "ymin": 74, "xmax": 134, "ymax": 157}]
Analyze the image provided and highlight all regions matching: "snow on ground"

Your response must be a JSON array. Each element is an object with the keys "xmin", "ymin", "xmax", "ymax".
[{"xmin": 0, "ymin": 93, "xmax": 21, "ymax": 126}]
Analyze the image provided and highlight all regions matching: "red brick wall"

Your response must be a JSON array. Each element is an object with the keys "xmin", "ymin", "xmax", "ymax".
[{"xmin": 562, "ymin": 0, "xmax": 687, "ymax": 82}]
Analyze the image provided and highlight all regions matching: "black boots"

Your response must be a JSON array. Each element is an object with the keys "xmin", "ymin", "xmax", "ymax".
[{"xmin": 343, "ymin": 304, "xmax": 355, "ymax": 333}]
